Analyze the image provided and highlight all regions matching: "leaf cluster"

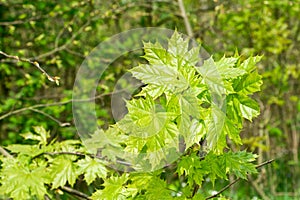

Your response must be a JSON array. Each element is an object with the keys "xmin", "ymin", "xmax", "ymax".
[{"xmin": 0, "ymin": 32, "xmax": 262, "ymax": 199}]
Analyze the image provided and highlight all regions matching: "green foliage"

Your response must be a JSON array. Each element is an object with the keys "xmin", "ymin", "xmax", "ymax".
[
  {"xmin": 0, "ymin": 156, "xmax": 49, "ymax": 199},
  {"xmin": 177, "ymin": 151, "xmax": 257, "ymax": 187},
  {"xmin": 0, "ymin": 0, "xmax": 299, "ymax": 198},
  {"xmin": 0, "ymin": 126, "xmax": 105, "ymax": 199},
  {"xmin": 0, "ymin": 32, "xmax": 263, "ymax": 199},
  {"xmin": 76, "ymin": 156, "xmax": 107, "ymax": 185}
]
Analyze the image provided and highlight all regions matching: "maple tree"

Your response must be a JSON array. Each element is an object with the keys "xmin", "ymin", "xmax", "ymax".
[{"xmin": 0, "ymin": 32, "xmax": 264, "ymax": 199}]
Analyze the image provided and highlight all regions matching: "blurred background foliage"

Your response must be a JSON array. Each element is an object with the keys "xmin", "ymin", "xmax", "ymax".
[{"xmin": 0, "ymin": 0, "xmax": 299, "ymax": 199}]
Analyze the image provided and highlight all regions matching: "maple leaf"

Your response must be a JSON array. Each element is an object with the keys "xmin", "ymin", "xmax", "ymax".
[
  {"xmin": 77, "ymin": 156, "xmax": 107, "ymax": 184},
  {"xmin": 49, "ymin": 156, "xmax": 78, "ymax": 189}
]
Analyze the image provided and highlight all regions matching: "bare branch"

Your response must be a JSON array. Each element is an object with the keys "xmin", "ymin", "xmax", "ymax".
[
  {"xmin": 29, "ymin": 108, "xmax": 70, "ymax": 127},
  {"xmin": 65, "ymin": 47, "xmax": 85, "ymax": 58},
  {"xmin": 205, "ymin": 178, "xmax": 240, "ymax": 200},
  {"xmin": 44, "ymin": 194, "xmax": 51, "ymax": 200},
  {"xmin": 178, "ymin": 0, "xmax": 193, "ymax": 38},
  {"xmin": 55, "ymin": 17, "xmax": 76, "ymax": 48},
  {"xmin": 60, "ymin": 186, "xmax": 90, "ymax": 200},
  {"xmin": 0, "ymin": 51, "xmax": 60, "ymax": 85},
  {"xmin": 0, "ymin": 88, "xmax": 128, "ymax": 121},
  {"xmin": 255, "ymin": 159, "xmax": 275, "ymax": 169},
  {"xmin": 32, "ymin": 20, "xmax": 90, "ymax": 60},
  {"xmin": 0, "ymin": 16, "xmax": 42, "ymax": 26},
  {"xmin": 0, "ymin": 146, "xmax": 13, "ymax": 158},
  {"xmin": 29, "ymin": 45, "xmax": 67, "ymax": 61}
]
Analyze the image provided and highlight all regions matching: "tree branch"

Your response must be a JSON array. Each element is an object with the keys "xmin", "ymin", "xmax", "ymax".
[
  {"xmin": 31, "ymin": 19, "xmax": 90, "ymax": 60},
  {"xmin": 177, "ymin": 0, "xmax": 193, "ymax": 38},
  {"xmin": 0, "ymin": 51, "xmax": 59, "ymax": 85},
  {"xmin": 29, "ymin": 108, "xmax": 70, "ymax": 127},
  {"xmin": 60, "ymin": 186, "xmax": 90, "ymax": 200},
  {"xmin": 0, "ymin": 88, "xmax": 128, "ymax": 121},
  {"xmin": 0, "ymin": 146, "xmax": 13, "ymax": 158},
  {"xmin": 0, "ymin": 16, "xmax": 43, "ymax": 26}
]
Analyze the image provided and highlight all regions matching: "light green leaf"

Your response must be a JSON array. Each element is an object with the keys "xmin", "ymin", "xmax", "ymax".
[
  {"xmin": 91, "ymin": 174, "xmax": 129, "ymax": 200},
  {"xmin": 221, "ymin": 151, "xmax": 257, "ymax": 179},
  {"xmin": 20, "ymin": 132, "xmax": 42, "ymax": 142},
  {"xmin": 49, "ymin": 157, "xmax": 78, "ymax": 188},
  {"xmin": 205, "ymin": 104, "xmax": 226, "ymax": 151},
  {"xmin": 184, "ymin": 46, "xmax": 200, "ymax": 66},
  {"xmin": 168, "ymin": 30, "xmax": 189, "ymax": 58},
  {"xmin": 223, "ymin": 118, "xmax": 242, "ymax": 145},
  {"xmin": 192, "ymin": 193, "xmax": 206, "ymax": 200},
  {"xmin": 226, "ymin": 96, "xmax": 243, "ymax": 126},
  {"xmin": 33, "ymin": 126, "xmax": 50, "ymax": 145},
  {"xmin": 130, "ymin": 64, "xmax": 188, "ymax": 92},
  {"xmin": 5, "ymin": 144, "xmax": 43, "ymax": 157},
  {"xmin": 238, "ymin": 95, "xmax": 260, "ymax": 121},
  {"xmin": 0, "ymin": 157, "xmax": 49, "ymax": 199},
  {"xmin": 84, "ymin": 128, "xmax": 124, "ymax": 157},
  {"xmin": 178, "ymin": 64, "xmax": 201, "ymax": 88},
  {"xmin": 120, "ymin": 95, "xmax": 177, "ymax": 138},
  {"xmin": 144, "ymin": 177, "xmax": 173, "ymax": 200},
  {"xmin": 20, "ymin": 126, "xmax": 50, "ymax": 145},
  {"xmin": 177, "ymin": 153, "xmax": 208, "ymax": 186},
  {"xmin": 216, "ymin": 56, "xmax": 246, "ymax": 79},
  {"xmin": 170, "ymin": 89, "xmax": 205, "ymax": 148},
  {"xmin": 204, "ymin": 153, "xmax": 227, "ymax": 185},
  {"xmin": 185, "ymin": 119, "xmax": 205, "ymax": 148},
  {"xmin": 77, "ymin": 156, "xmax": 107, "ymax": 184},
  {"xmin": 136, "ymin": 84, "xmax": 166, "ymax": 99},
  {"xmin": 177, "ymin": 89, "xmax": 201, "ymax": 118},
  {"xmin": 217, "ymin": 68, "xmax": 247, "ymax": 79},
  {"xmin": 125, "ymin": 121, "xmax": 179, "ymax": 169},
  {"xmin": 196, "ymin": 57, "xmax": 226, "ymax": 95},
  {"xmin": 142, "ymin": 41, "xmax": 172, "ymax": 66},
  {"xmin": 216, "ymin": 56, "xmax": 238, "ymax": 68},
  {"xmin": 233, "ymin": 71, "xmax": 263, "ymax": 95},
  {"xmin": 128, "ymin": 173, "xmax": 153, "ymax": 192},
  {"xmin": 240, "ymin": 55, "xmax": 262, "ymax": 72}
]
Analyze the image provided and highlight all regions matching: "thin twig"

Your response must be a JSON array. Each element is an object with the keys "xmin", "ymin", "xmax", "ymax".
[
  {"xmin": 61, "ymin": 186, "xmax": 90, "ymax": 200},
  {"xmin": 29, "ymin": 108, "xmax": 70, "ymax": 127},
  {"xmin": 0, "ymin": 88, "xmax": 128, "ymax": 121},
  {"xmin": 32, "ymin": 19, "xmax": 90, "ymax": 60},
  {"xmin": 30, "ymin": 45, "xmax": 67, "ymax": 61},
  {"xmin": 206, "ymin": 178, "xmax": 240, "ymax": 200},
  {"xmin": 275, "ymin": 192, "xmax": 300, "ymax": 197},
  {"xmin": 255, "ymin": 159, "xmax": 275, "ymax": 169},
  {"xmin": 177, "ymin": 0, "xmax": 193, "ymax": 38},
  {"xmin": 0, "ymin": 16, "xmax": 42, "ymax": 26},
  {"xmin": 0, "ymin": 50, "xmax": 59, "ymax": 84},
  {"xmin": 55, "ymin": 16, "xmax": 76, "ymax": 48},
  {"xmin": 205, "ymin": 159, "xmax": 275, "ymax": 199},
  {"xmin": 65, "ymin": 47, "xmax": 85, "ymax": 58},
  {"xmin": 44, "ymin": 194, "xmax": 51, "ymax": 200},
  {"xmin": 0, "ymin": 146, "xmax": 13, "ymax": 158}
]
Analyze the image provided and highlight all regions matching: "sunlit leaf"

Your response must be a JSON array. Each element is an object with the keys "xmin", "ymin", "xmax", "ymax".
[{"xmin": 77, "ymin": 156, "xmax": 107, "ymax": 184}]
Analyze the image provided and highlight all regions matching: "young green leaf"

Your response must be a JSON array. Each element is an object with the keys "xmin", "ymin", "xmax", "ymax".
[
  {"xmin": 0, "ymin": 157, "xmax": 49, "ymax": 199},
  {"xmin": 49, "ymin": 156, "xmax": 78, "ymax": 189},
  {"xmin": 77, "ymin": 156, "xmax": 107, "ymax": 184}
]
